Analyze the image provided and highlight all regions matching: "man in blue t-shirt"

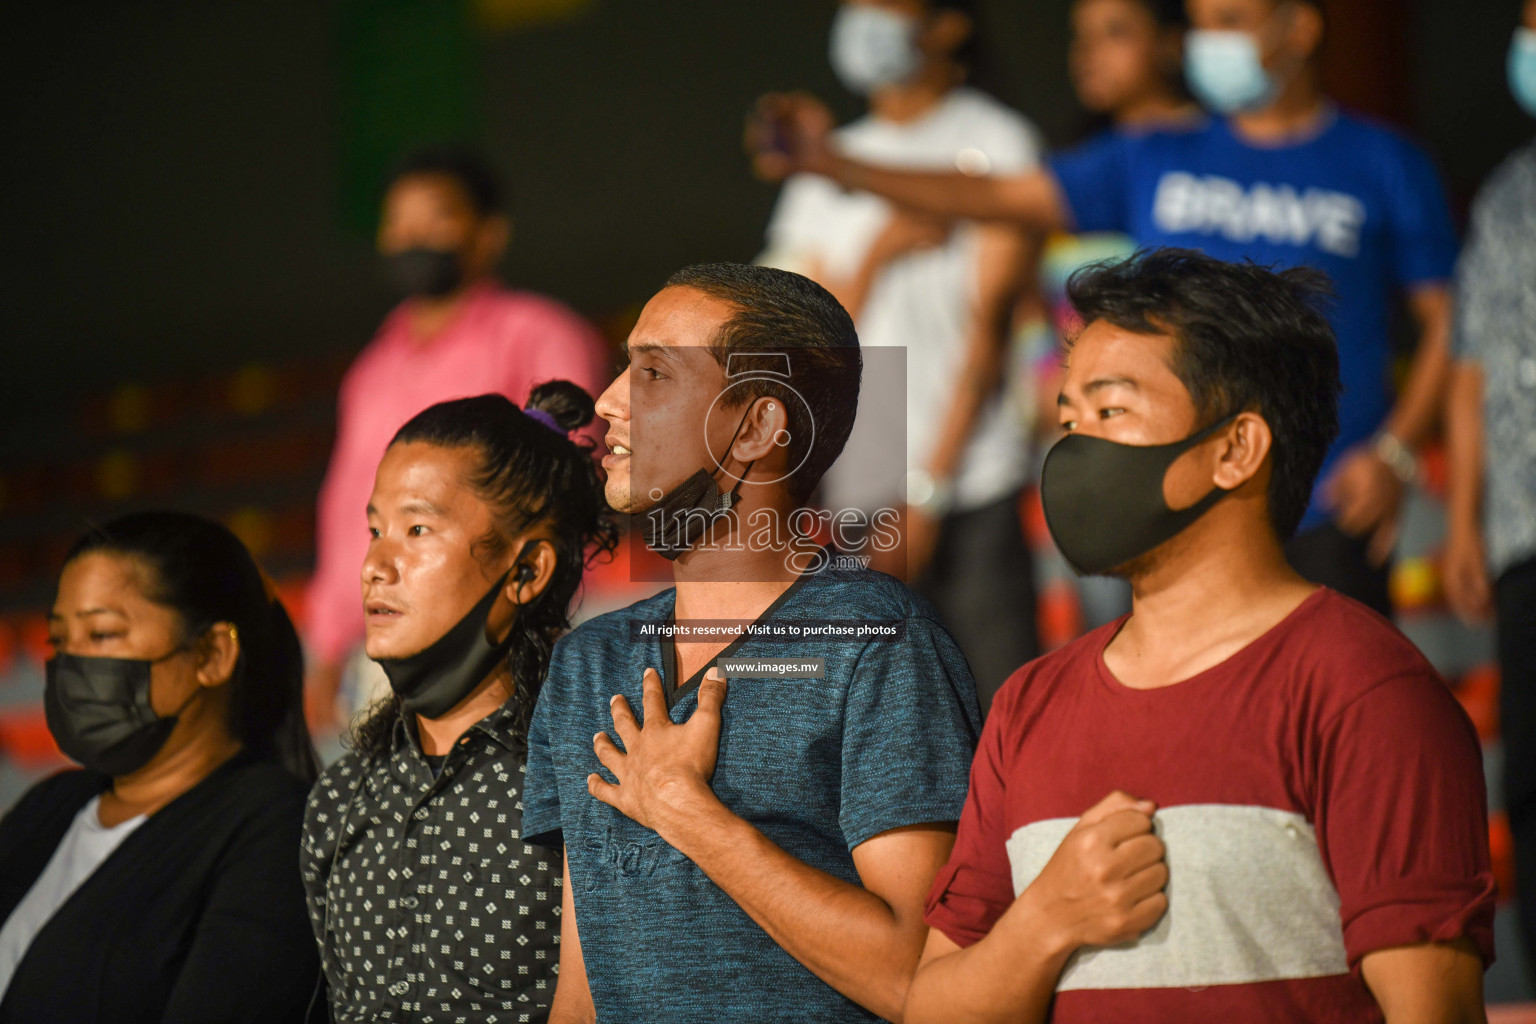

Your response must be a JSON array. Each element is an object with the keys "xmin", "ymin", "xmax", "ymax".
[
  {"xmin": 523, "ymin": 263, "xmax": 985, "ymax": 1023},
  {"xmin": 756, "ymin": 0, "xmax": 1455, "ymax": 616}
]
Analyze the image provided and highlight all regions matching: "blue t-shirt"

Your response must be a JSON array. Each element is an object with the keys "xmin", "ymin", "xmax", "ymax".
[
  {"xmin": 523, "ymin": 563, "xmax": 981, "ymax": 1024},
  {"xmin": 1048, "ymin": 111, "xmax": 1457, "ymax": 533}
]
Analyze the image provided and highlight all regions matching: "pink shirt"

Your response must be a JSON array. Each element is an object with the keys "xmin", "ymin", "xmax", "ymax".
[{"xmin": 305, "ymin": 281, "xmax": 611, "ymax": 665}]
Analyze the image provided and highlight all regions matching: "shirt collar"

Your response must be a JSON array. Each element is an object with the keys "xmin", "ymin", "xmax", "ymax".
[{"xmin": 388, "ymin": 697, "xmax": 522, "ymax": 759}]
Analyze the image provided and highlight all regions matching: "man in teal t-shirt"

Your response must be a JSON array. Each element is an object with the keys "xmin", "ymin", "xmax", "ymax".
[{"xmin": 524, "ymin": 263, "xmax": 981, "ymax": 1023}]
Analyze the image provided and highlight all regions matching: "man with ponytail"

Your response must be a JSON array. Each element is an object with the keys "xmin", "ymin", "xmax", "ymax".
[
  {"xmin": 525, "ymin": 264, "xmax": 984, "ymax": 1024},
  {"xmin": 304, "ymin": 148, "xmax": 612, "ymax": 734},
  {"xmin": 301, "ymin": 382, "xmax": 617, "ymax": 1024}
]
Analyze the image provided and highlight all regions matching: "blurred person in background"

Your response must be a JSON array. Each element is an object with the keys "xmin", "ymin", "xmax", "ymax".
[
  {"xmin": 757, "ymin": 0, "xmax": 1459, "ymax": 620},
  {"xmin": 1068, "ymin": 0, "xmax": 1192, "ymax": 128},
  {"xmin": 0, "ymin": 512, "xmax": 319, "ymax": 1023},
  {"xmin": 1030, "ymin": 0, "xmax": 1197, "ymax": 631},
  {"xmin": 1444, "ymin": 0, "xmax": 1536, "ymax": 983},
  {"xmin": 303, "ymin": 385, "xmax": 617, "ymax": 1022},
  {"xmin": 757, "ymin": 0, "xmax": 1045, "ymax": 708},
  {"xmin": 527, "ymin": 265, "xmax": 980, "ymax": 1024},
  {"xmin": 306, "ymin": 148, "xmax": 611, "ymax": 733}
]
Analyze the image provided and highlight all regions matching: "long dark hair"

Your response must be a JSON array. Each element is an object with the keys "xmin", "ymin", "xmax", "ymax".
[
  {"xmin": 65, "ymin": 511, "xmax": 319, "ymax": 782},
  {"xmin": 351, "ymin": 381, "xmax": 620, "ymax": 758}
]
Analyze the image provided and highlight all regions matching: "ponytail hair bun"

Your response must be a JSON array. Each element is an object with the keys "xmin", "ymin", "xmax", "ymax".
[{"xmin": 524, "ymin": 379, "xmax": 597, "ymax": 434}]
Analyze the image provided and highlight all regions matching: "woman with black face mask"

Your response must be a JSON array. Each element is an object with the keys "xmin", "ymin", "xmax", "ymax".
[
  {"xmin": 0, "ymin": 511, "xmax": 321, "ymax": 1023},
  {"xmin": 302, "ymin": 381, "xmax": 617, "ymax": 1024}
]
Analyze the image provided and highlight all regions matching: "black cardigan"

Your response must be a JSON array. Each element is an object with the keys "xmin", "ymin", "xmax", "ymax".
[{"xmin": 0, "ymin": 753, "xmax": 320, "ymax": 1023}]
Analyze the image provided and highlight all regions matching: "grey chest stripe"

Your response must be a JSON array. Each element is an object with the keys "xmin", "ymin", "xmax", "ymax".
[{"xmin": 1006, "ymin": 804, "xmax": 1349, "ymax": 990}]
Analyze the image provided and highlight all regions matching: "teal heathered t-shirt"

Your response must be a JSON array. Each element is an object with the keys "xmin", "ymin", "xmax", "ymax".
[{"xmin": 523, "ymin": 562, "xmax": 982, "ymax": 1023}]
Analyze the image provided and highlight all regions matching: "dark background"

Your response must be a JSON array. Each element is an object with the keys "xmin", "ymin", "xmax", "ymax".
[
  {"xmin": 0, "ymin": 0, "xmax": 1530, "ymax": 448},
  {"xmin": 0, "ymin": 2, "xmax": 1531, "ymax": 996}
]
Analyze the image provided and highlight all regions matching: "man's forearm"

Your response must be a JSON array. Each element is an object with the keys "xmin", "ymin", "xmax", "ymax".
[
  {"xmin": 923, "ymin": 225, "xmax": 1031, "ymax": 483},
  {"xmin": 1444, "ymin": 361, "xmax": 1485, "ymax": 532},
  {"xmin": 548, "ymin": 853, "xmax": 597, "ymax": 1024},
  {"xmin": 1383, "ymin": 288, "xmax": 1453, "ymax": 450},
  {"xmin": 924, "ymin": 331, "xmax": 1006, "ymax": 483},
  {"xmin": 824, "ymin": 153, "xmax": 1064, "ymax": 231},
  {"xmin": 904, "ymin": 891, "xmax": 1074, "ymax": 1024},
  {"xmin": 818, "ymin": 250, "xmax": 888, "ymax": 325},
  {"xmin": 1360, "ymin": 939, "xmax": 1486, "ymax": 1024},
  {"xmin": 654, "ymin": 790, "xmax": 926, "ymax": 1021}
]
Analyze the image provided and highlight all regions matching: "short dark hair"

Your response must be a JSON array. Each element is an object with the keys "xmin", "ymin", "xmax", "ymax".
[
  {"xmin": 386, "ymin": 146, "xmax": 503, "ymax": 216},
  {"xmin": 1071, "ymin": 0, "xmax": 1186, "ymax": 28},
  {"xmin": 664, "ymin": 263, "xmax": 862, "ymax": 503},
  {"xmin": 1066, "ymin": 248, "xmax": 1340, "ymax": 540}
]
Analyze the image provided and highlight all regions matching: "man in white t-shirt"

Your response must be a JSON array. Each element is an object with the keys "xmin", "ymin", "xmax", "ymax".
[{"xmin": 759, "ymin": 0, "xmax": 1043, "ymax": 709}]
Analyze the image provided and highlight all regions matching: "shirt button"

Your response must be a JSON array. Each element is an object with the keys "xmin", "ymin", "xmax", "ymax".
[
  {"xmin": 388, "ymin": 980, "xmax": 410, "ymax": 997},
  {"xmin": 1283, "ymin": 823, "xmax": 1301, "ymax": 839},
  {"xmin": 400, "ymin": 895, "xmax": 419, "ymax": 910},
  {"xmin": 413, "ymin": 806, "xmax": 430, "ymax": 820}
]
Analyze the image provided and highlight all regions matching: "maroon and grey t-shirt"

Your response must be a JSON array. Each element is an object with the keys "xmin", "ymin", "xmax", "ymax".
[{"xmin": 925, "ymin": 588, "xmax": 1495, "ymax": 1023}]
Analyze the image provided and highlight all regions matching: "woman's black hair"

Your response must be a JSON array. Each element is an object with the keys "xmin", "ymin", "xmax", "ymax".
[
  {"xmin": 350, "ymin": 381, "xmax": 620, "ymax": 758},
  {"xmin": 64, "ymin": 511, "xmax": 319, "ymax": 782}
]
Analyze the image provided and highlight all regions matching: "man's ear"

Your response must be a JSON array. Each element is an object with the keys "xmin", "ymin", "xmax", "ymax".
[
  {"xmin": 1283, "ymin": 2, "xmax": 1325, "ymax": 64},
  {"xmin": 506, "ymin": 539, "xmax": 558, "ymax": 607},
  {"xmin": 195, "ymin": 623, "xmax": 242, "ymax": 688},
  {"xmin": 727, "ymin": 395, "xmax": 792, "ymax": 467},
  {"xmin": 474, "ymin": 214, "xmax": 511, "ymax": 268},
  {"xmin": 1212, "ymin": 411, "xmax": 1274, "ymax": 492}
]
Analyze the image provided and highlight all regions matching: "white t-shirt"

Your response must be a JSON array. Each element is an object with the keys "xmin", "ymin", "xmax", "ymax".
[
  {"xmin": 0, "ymin": 796, "xmax": 146, "ymax": 1000},
  {"xmin": 762, "ymin": 87, "xmax": 1043, "ymax": 513}
]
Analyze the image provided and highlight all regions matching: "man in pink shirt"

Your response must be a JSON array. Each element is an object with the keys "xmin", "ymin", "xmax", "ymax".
[{"xmin": 305, "ymin": 149, "xmax": 611, "ymax": 728}]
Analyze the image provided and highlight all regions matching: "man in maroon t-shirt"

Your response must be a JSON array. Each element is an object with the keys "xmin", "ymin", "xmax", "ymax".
[{"xmin": 905, "ymin": 248, "xmax": 1494, "ymax": 1023}]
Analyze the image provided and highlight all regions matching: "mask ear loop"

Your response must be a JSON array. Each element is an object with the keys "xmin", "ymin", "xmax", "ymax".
[
  {"xmin": 714, "ymin": 399, "xmax": 762, "ymax": 510},
  {"xmin": 154, "ymin": 631, "xmax": 222, "ymax": 722},
  {"xmin": 1172, "ymin": 411, "xmax": 1244, "ymax": 506}
]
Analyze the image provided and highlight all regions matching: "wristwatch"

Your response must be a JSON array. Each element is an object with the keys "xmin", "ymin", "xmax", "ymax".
[
  {"xmin": 905, "ymin": 468, "xmax": 955, "ymax": 518},
  {"xmin": 1371, "ymin": 431, "xmax": 1417, "ymax": 484}
]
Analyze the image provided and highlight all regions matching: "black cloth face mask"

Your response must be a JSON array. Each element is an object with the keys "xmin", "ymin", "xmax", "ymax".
[
  {"xmin": 375, "ymin": 571, "xmax": 513, "ymax": 720},
  {"xmin": 45, "ymin": 647, "xmax": 201, "ymax": 777},
  {"xmin": 638, "ymin": 406, "xmax": 757, "ymax": 561},
  {"xmin": 383, "ymin": 246, "xmax": 464, "ymax": 298},
  {"xmin": 1040, "ymin": 414, "xmax": 1238, "ymax": 576}
]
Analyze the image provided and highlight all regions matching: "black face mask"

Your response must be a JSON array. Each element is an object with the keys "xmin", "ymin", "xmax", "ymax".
[
  {"xmin": 45, "ymin": 647, "xmax": 201, "ymax": 777},
  {"xmin": 375, "ymin": 571, "xmax": 513, "ymax": 720},
  {"xmin": 383, "ymin": 246, "xmax": 464, "ymax": 298},
  {"xmin": 638, "ymin": 406, "xmax": 757, "ymax": 561},
  {"xmin": 1040, "ymin": 414, "xmax": 1237, "ymax": 577}
]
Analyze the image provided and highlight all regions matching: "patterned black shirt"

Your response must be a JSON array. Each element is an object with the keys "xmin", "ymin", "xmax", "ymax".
[{"xmin": 301, "ymin": 703, "xmax": 560, "ymax": 1023}]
